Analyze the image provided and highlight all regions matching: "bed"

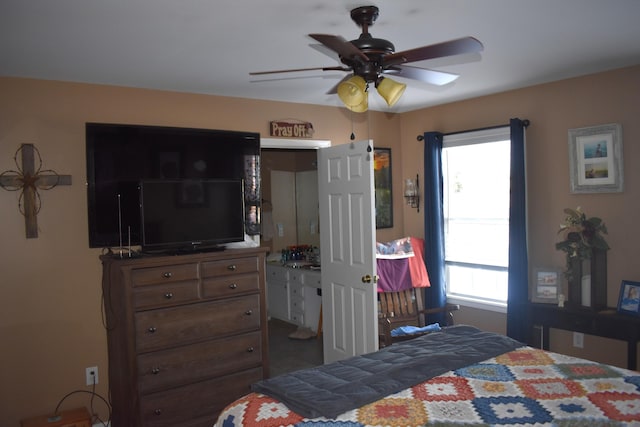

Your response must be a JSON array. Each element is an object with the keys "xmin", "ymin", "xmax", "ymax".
[{"xmin": 215, "ymin": 325, "xmax": 640, "ymax": 426}]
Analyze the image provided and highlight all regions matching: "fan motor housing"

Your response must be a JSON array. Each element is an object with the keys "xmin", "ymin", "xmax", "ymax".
[
  {"xmin": 346, "ymin": 6, "xmax": 395, "ymax": 83},
  {"xmin": 350, "ymin": 35, "xmax": 395, "ymax": 55}
]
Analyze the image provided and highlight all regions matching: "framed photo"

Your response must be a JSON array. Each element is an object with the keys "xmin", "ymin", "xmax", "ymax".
[
  {"xmin": 373, "ymin": 148, "xmax": 393, "ymax": 229},
  {"xmin": 531, "ymin": 268, "xmax": 561, "ymax": 303},
  {"xmin": 568, "ymin": 123, "xmax": 624, "ymax": 193},
  {"xmin": 617, "ymin": 280, "xmax": 640, "ymax": 316}
]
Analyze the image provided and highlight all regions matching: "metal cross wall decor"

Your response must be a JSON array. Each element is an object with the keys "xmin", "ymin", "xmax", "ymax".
[{"xmin": 0, "ymin": 144, "xmax": 72, "ymax": 238}]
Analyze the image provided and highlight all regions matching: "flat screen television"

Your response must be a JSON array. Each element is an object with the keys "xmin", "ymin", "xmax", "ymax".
[
  {"xmin": 140, "ymin": 179, "xmax": 245, "ymax": 253},
  {"xmin": 86, "ymin": 123, "xmax": 260, "ymax": 248}
]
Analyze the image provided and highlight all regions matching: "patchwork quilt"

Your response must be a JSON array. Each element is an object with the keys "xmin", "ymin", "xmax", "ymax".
[{"xmin": 215, "ymin": 347, "xmax": 640, "ymax": 426}]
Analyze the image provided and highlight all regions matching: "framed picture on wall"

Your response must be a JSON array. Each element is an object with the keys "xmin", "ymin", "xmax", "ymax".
[
  {"xmin": 568, "ymin": 123, "xmax": 624, "ymax": 193},
  {"xmin": 531, "ymin": 268, "xmax": 561, "ymax": 304},
  {"xmin": 373, "ymin": 148, "xmax": 393, "ymax": 229}
]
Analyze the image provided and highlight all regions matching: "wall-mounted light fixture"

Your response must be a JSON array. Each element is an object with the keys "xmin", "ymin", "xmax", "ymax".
[{"xmin": 404, "ymin": 174, "xmax": 420, "ymax": 212}]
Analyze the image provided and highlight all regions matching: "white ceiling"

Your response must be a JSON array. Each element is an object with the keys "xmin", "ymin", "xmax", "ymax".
[{"xmin": 2, "ymin": 0, "xmax": 640, "ymax": 113}]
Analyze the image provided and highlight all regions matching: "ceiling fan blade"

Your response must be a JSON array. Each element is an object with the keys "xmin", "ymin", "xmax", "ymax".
[
  {"xmin": 384, "ymin": 37, "xmax": 483, "ymax": 67},
  {"xmin": 309, "ymin": 34, "xmax": 369, "ymax": 62},
  {"xmin": 250, "ymin": 66, "xmax": 348, "ymax": 76},
  {"xmin": 384, "ymin": 65, "xmax": 459, "ymax": 86}
]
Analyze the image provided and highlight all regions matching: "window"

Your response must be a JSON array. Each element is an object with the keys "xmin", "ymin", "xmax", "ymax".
[{"xmin": 442, "ymin": 127, "xmax": 511, "ymax": 311}]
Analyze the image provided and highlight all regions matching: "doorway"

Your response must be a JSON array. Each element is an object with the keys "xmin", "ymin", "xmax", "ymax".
[
  {"xmin": 260, "ymin": 138, "xmax": 329, "ymax": 376},
  {"xmin": 261, "ymin": 149, "xmax": 319, "ymax": 253}
]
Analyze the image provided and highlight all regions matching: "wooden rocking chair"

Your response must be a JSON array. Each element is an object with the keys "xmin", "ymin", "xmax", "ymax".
[{"xmin": 378, "ymin": 287, "xmax": 460, "ymax": 347}]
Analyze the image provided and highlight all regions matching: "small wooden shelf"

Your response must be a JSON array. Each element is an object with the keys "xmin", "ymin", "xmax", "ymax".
[{"xmin": 21, "ymin": 407, "xmax": 90, "ymax": 427}]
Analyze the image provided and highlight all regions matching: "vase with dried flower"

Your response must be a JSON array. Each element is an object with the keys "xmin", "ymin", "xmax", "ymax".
[{"xmin": 555, "ymin": 207, "xmax": 610, "ymax": 310}]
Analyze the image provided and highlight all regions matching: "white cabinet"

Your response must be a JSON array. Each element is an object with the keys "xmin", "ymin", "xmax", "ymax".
[
  {"xmin": 289, "ymin": 270, "xmax": 305, "ymax": 327},
  {"xmin": 302, "ymin": 271, "xmax": 322, "ymax": 332},
  {"xmin": 266, "ymin": 264, "xmax": 290, "ymax": 321},
  {"xmin": 266, "ymin": 264, "xmax": 323, "ymax": 332}
]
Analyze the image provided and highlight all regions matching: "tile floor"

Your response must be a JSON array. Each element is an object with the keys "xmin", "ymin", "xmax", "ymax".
[{"xmin": 268, "ymin": 319, "xmax": 324, "ymax": 377}]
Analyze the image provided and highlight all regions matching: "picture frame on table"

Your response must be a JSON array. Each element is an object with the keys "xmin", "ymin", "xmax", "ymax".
[
  {"xmin": 568, "ymin": 123, "xmax": 623, "ymax": 193},
  {"xmin": 617, "ymin": 280, "xmax": 640, "ymax": 316},
  {"xmin": 373, "ymin": 147, "xmax": 393, "ymax": 229},
  {"xmin": 531, "ymin": 268, "xmax": 561, "ymax": 304}
]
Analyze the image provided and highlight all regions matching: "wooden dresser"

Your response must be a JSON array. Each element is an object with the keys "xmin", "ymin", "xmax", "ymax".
[{"xmin": 101, "ymin": 248, "xmax": 269, "ymax": 427}]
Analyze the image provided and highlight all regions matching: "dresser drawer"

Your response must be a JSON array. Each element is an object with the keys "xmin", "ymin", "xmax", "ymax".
[
  {"xmin": 289, "ymin": 270, "xmax": 303, "ymax": 285},
  {"xmin": 135, "ymin": 295, "xmax": 261, "ymax": 353},
  {"xmin": 304, "ymin": 271, "xmax": 322, "ymax": 288},
  {"xmin": 290, "ymin": 296, "xmax": 305, "ymax": 313},
  {"xmin": 133, "ymin": 281, "xmax": 200, "ymax": 310},
  {"xmin": 137, "ymin": 331, "xmax": 262, "ymax": 394},
  {"xmin": 202, "ymin": 256, "xmax": 258, "ymax": 277},
  {"xmin": 131, "ymin": 263, "xmax": 199, "ymax": 286},
  {"xmin": 290, "ymin": 294, "xmax": 305, "ymax": 326},
  {"xmin": 290, "ymin": 282, "xmax": 304, "ymax": 299},
  {"xmin": 290, "ymin": 310, "xmax": 304, "ymax": 325},
  {"xmin": 267, "ymin": 264, "xmax": 289, "ymax": 281},
  {"xmin": 140, "ymin": 367, "xmax": 263, "ymax": 427},
  {"xmin": 202, "ymin": 273, "xmax": 259, "ymax": 298}
]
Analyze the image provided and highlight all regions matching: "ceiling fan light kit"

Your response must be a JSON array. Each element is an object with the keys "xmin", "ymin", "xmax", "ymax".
[
  {"xmin": 376, "ymin": 77, "xmax": 406, "ymax": 107},
  {"xmin": 337, "ymin": 75, "xmax": 368, "ymax": 110},
  {"xmin": 250, "ymin": 5, "xmax": 483, "ymax": 112},
  {"xmin": 344, "ymin": 89, "xmax": 369, "ymax": 113}
]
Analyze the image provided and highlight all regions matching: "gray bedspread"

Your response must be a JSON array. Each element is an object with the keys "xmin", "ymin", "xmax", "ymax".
[{"xmin": 251, "ymin": 325, "xmax": 523, "ymax": 419}]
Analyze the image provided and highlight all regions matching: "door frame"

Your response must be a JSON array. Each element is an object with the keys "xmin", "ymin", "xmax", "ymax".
[{"xmin": 261, "ymin": 138, "xmax": 331, "ymax": 149}]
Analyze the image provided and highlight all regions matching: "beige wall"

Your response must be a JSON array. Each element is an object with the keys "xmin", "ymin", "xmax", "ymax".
[
  {"xmin": 1, "ymin": 64, "xmax": 639, "ymax": 425},
  {"xmin": 400, "ymin": 65, "xmax": 640, "ymax": 367},
  {"xmin": 0, "ymin": 78, "xmax": 403, "ymax": 426}
]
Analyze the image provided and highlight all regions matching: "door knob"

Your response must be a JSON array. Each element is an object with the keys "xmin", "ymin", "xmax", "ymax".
[{"xmin": 362, "ymin": 275, "xmax": 372, "ymax": 283}]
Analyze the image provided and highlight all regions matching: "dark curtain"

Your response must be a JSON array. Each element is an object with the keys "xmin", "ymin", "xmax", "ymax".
[
  {"xmin": 422, "ymin": 132, "xmax": 447, "ymax": 324},
  {"xmin": 506, "ymin": 118, "xmax": 529, "ymax": 342},
  {"xmin": 421, "ymin": 121, "xmax": 529, "ymax": 338}
]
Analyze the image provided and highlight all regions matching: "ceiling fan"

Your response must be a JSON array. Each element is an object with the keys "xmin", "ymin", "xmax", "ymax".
[{"xmin": 250, "ymin": 5, "xmax": 483, "ymax": 111}]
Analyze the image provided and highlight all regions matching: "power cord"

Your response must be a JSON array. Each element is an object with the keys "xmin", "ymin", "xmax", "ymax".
[{"xmin": 53, "ymin": 378, "xmax": 111, "ymax": 427}]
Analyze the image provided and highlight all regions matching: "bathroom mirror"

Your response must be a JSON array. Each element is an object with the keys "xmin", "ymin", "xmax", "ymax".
[{"xmin": 262, "ymin": 149, "xmax": 319, "ymax": 251}]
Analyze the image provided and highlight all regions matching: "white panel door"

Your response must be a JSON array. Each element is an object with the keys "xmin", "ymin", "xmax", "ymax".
[{"xmin": 318, "ymin": 140, "xmax": 377, "ymax": 364}]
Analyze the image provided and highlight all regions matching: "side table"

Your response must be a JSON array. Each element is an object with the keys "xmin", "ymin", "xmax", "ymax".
[{"xmin": 529, "ymin": 303, "xmax": 640, "ymax": 370}]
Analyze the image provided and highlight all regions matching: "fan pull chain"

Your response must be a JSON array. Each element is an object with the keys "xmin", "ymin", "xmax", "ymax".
[
  {"xmin": 350, "ymin": 109, "xmax": 355, "ymax": 140},
  {"xmin": 367, "ymin": 108, "xmax": 371, "ymax": 143}
]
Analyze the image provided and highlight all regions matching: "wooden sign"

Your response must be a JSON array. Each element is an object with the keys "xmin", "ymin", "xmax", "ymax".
[{"xmin": 269, "ymin": 119, "xmax": 315, "ymax": 138}]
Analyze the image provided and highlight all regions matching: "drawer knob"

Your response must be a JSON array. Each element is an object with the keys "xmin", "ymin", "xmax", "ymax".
[
  {"xmin": 164, "ymin": 292, "xmax": 173, "ymax": 299},
  {"xmin": 245, "ymin": 309, "xmax": 253, "ymax": 316},
  {"xmin": 154, "ymin": 409, "xmax": 162, "ymax": 416},
  {"xmin": 148, "ymin": 326, "xmax": 157, "ymax": 333},
  {"xmin": 227, "ymin": 264, "xmax": 237, "ymax": 271},
  {"xmin": 152, "ymin": 367, "xmax": 161, "ymax": 375},
  {"xmin": 162, "ymin": 272, "xmax": 172, "ymax": 279},
  {"xmin": 229, "ymin": 283, "xmax": 238, "ymax": 289},
  {"xmin": 247, "ymin": 346, "xmax": 255, "ymax": 353}
]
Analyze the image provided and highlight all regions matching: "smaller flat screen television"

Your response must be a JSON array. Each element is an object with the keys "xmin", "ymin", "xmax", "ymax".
[{"xmin": 140, "ymin": 179, "xmax": 245, "ymax": 253}]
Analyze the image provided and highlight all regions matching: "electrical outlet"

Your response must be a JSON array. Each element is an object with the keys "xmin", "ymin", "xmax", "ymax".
[
  {"xmin": 86, "ymin": 366, "xmax": 99, "ymax": 386},
  {"xmin": 573, "ymin": 332, "xmax": 584, "ymax": 348}
]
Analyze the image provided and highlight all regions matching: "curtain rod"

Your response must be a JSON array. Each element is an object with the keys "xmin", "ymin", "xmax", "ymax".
[{"xmin": 416, "ymin": 119, "xmax": 530, "ymax": 141}]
